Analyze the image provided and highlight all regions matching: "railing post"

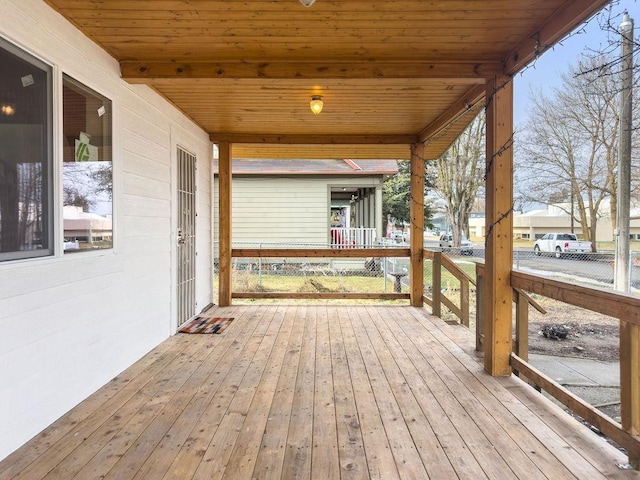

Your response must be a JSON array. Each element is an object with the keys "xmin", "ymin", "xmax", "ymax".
[
  {"xmin": 383, "ymin": 256, "xmax": 387, "ymax": 292},
  {"xmin": 432, "ymin": 251, "xmax": 442, "ymax": 317},
  {"xmin": 620, "ymin": 319, "xmax": 640, "ymax": 467},
  {"xmin": 461, "ymin": 277, "xmax": 469, "ymax": 327},
  {"xmin": 475, "ymin": 263, "xmax": 484, "ymax": 352},
  {"xmin": 514, "ymin": 289, "xmax": 529, "ymax": 361},
  {"xmin": 258, "ymin": 243, "xmax": 262, "ymax": 287}
]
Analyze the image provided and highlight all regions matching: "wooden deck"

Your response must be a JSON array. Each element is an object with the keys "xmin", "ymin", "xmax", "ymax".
[{"xmin": 1, "ymin": 305, "xmax": 638, "ymax": 480}]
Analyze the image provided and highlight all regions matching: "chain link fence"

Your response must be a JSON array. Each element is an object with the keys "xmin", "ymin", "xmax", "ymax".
[
  {"xmin": 440, "ymin": 245, "xmax": 640, "ymax": 293},
  {"xmin": 513, "ymin": 249, "xmax": 640, "ymax": 291},
  {"xmin": 213, "ymin": 242, "xmax": 412, "ymax": 301},
  {"xmin": 213, "ymin": 241, "xmax": 640, "ymax": 303}
]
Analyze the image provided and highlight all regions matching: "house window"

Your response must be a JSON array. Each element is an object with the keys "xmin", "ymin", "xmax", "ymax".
[
  {"xmin": 0, "ymin": 39, "xmax": 53, "ymax": 261},
  {"xmin": 62, "ymin": 75, "xmax": 112, "ymax": 252}
]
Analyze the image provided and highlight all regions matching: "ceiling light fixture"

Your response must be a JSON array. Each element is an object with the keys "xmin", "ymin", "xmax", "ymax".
[
  {"xmin": 1, "ymin": 103, "xmax": 15, "ymax": 116},
  {"xmin": 310, "ymin": 95, "xmax": 323, "ymax": 114},
  {"xmin": 299, "ymin": 0, "xmax": 316, "ymax": 7}
]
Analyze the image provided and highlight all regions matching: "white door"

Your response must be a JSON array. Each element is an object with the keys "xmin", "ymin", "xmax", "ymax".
[{"xmin": 176, "ymin": 147, "xmax": 197, "ymax": 327}]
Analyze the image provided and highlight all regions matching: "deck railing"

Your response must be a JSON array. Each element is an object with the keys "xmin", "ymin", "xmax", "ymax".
[
  {"xmin": 423, "ymin": 251, "xmax": 476, "ymax": 327},
  {"xmin": 474, "ymin": 265, "xmax": 640, "ymax": 466},
  {"xmin": 230, "ymin": 247, "xmax": 410, "ymax": 300}
]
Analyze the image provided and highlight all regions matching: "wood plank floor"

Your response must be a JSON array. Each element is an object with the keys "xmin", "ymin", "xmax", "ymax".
[{"xmin": 1, "ymin": 305, "xmax": 638, "ymax": 480}]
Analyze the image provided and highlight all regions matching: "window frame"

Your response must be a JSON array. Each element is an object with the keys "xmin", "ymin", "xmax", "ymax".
[
  {"xmin": 61, "ymin": 73, "xmax": 114, "ymax": 254},
  {"xmin": 0, "ymin": 36, "xmax": 54, "ymax": 262}
]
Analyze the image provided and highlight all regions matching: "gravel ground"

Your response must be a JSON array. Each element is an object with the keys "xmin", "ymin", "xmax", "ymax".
[{"xmin": 526, "ymin": 295, "xmax": 619, "ymax": 362}]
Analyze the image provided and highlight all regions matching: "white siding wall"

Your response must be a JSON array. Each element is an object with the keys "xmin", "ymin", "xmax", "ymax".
[
  {"xmin": 236, "ymin": 177, "xmax": 329, "ymax": 245},
  {"xmin": 215, "ymin": 177, "xmax": 329, "ymax": 245},
  {"xmin": 0, "ymin": 0, "xmax": 212, "ymax": 460}
]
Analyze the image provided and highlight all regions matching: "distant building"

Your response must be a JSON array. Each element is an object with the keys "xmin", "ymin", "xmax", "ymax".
[
  {"xmin": 213, "ymin": 159, "xmax": 398, "ymax": 246},
  {"xmin": 469, "ymin": 202, "xmax": 640, "ymax": 242},
  {"xmin": 63, "ymin": 205, "xmax": 112, "ymax": 247}
]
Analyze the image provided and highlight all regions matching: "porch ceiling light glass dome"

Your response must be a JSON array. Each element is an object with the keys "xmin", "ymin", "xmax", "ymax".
[{"xmin": 310, "ymin": 95, "xmax": 324, "ymax": 114}]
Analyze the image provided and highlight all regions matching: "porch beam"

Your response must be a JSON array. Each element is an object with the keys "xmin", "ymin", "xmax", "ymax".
[
  {"xmin": 503, "ymin": 0, "xmax": 610, "ymax": 75},
  {"xmin": 230, "ymin": 144, "xmax": 412, "ymax": 160},
  {"xmin": 418, "ymin": 84, "xmax": 485, "ymax": 144},
  {"xmin": 209, "ymin": 133, "xmax": 417, "ymax": 145},
  {"xmin": 484, "ymin": 75, "xmax": 514, "ymax": 376},
  {"xmin": 217, "ymin": 141, "xmax": 232, "ymax": 307},
  {"xmin": 410, "ymin": 143, "xmax": 425, "ymax": 307},
  {"xmin": 121, "ymin": 61, "xmax": 500, "ymax": 81}
]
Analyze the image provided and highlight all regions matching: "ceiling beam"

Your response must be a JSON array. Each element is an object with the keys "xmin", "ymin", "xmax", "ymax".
[
  {"xmin": 121, "ymin": 60, "xmax": 501, "ymax": 81},
  {"xmin": 209, "ymin": 134, "xmax": 418, "ymax": 145},
  {"xmin": 418, "ymin": 84, "xmax": 485, "ymax": 144},
  {"xmin": 503, "ymin": 0, "xmax": 611, "ymax": 75}
]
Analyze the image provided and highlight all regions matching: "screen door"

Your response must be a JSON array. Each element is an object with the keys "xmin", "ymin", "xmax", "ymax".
[{"xmin": 176, "ymin": 147, "xmax": 197, "ymax": 327}]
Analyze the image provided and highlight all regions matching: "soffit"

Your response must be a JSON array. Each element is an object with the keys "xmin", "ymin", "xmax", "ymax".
[{"xmin": 43, "ymin": 0, "xmax": 609, "ymax": 159}]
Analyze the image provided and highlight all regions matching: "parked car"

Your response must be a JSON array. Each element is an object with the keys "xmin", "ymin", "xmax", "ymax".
[
  {"xmin": 533, "ymin": 232, "xmax": 592, "ymax": 258},
  {"xmin": 439, "ymin": 233, "xmax": 473, "ymax": 255},
  {"xmin": 391, "ymin": 230, "xmax": 405, "ymax": 243}
]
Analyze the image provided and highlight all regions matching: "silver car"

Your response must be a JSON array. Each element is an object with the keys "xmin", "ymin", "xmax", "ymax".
[{"xmin": 439, "ymin": 233, "xmax": 473, "ymax": 255}]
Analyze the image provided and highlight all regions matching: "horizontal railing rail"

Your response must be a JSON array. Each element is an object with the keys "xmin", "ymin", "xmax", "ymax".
[
  {"xmin": 233, "ymin": 247, "xmax": 409, "ymax": 258},
  {"xmin": 511, "ymin": 270, "xmax": 640, "ymax": 326}
]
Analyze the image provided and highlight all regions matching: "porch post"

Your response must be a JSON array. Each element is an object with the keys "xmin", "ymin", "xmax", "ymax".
[
  {"xmin": 218, "ymin": 141, "xmax": 232, "ymax": 307},
  {"xmin": 410, "ymin": 142, "xmax": 425, "ymax": 307},
  {"xmin": 368, "ymin": 190, "xmax": 375, "ymax": 228},
  {"xmin": 375, "ymin": 184, "xmax": 383, "ymax": 241},
  {"xmin": 484, "ymin": 76, "xmax": 514, "ymax": 376}
]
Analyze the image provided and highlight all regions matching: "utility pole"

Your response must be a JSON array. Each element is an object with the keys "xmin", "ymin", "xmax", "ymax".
[
  {"xmin": 570, "ymin": 188, "xmax": 575, "ymax": 234},
  {"xmin": 615, "ymin": 12, "xmax": 634, "ymax": 293}
]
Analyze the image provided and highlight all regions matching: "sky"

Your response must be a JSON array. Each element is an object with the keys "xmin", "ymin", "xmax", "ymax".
[{"xmin": 514, "ymin": 0, "xmax": 640, "ymax": 127}]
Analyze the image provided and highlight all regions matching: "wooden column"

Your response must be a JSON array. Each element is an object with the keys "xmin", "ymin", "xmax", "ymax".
[
  {"xmin": 375, "ymin": 185, "xmax": 383, "ymax": 241},
  {"xmin": 218, "ymin": 141, "xmax": 232, "ymax": 307},
  {"xmin": 484, "ymin": 76, "xmax": 514, "ymax": 376},
  {"xmin": 410, "ymin": 142, "xmax": 425, "ymax": 307}
]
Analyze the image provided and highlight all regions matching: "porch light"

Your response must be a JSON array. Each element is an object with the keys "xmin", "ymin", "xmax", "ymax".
[
  {"xmin": 299, "ymin": 0, "xmax": 316, "ymax": 6},
  {"xmin": 310, "ymin": 95, "xmax": 323, "ymax": 114},
  {"xmin": 1, "ymin": 103, "xmax": 15, "ymax": 116}
]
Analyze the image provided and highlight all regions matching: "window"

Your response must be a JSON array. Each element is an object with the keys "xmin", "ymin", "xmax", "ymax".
[
  {"xmin": 62, "ymin": 75, "xmax": 112, "ymax": 252},
  {"xmin": 0, "ymin": 39, "xmax": 53, "ymax": 261}
]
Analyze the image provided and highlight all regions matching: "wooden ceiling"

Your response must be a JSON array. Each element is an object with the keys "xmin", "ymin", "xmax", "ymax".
[{"xmin": 44, "ymin": 0, "xmax": 610, "ymax": 159}]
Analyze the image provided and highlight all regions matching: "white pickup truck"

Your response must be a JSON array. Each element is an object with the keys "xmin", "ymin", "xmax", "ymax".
[{"xmin": 533, "ymin": 233, "xmax": 592, "ymax": 258}]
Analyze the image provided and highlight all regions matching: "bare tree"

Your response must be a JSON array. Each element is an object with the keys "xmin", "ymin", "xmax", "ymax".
[
  {"xmin": 517, "ymin": 56, "xmax": 640, "ymax": 249},
  {"xmin": 433, "ymin": 112, "xmax": 485, "ymax": 246}
]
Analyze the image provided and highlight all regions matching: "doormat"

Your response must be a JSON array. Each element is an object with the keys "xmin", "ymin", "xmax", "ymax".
[{"xmin": 179, "ymin": 317, "xmax": 234, "ymax": 334}]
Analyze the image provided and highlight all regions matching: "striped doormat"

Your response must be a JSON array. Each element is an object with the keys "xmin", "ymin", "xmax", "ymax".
[{"xmin": 179, "ymin": 316, "xmax": 234, "ymax": 334}]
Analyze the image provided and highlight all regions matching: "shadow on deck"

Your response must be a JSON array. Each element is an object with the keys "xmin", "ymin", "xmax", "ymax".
[{"xmin": 0, "ymin": 305, "xmax": 637, "ymax": 479}]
